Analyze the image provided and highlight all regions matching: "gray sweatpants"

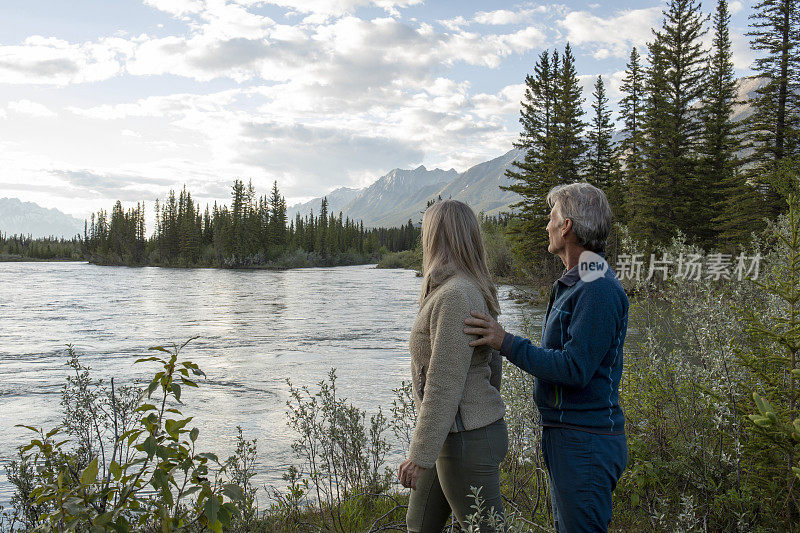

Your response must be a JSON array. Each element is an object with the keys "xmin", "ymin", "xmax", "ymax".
[{"xmin": 406, "ymin": 417, "xmax": 508, "ymax": 532}]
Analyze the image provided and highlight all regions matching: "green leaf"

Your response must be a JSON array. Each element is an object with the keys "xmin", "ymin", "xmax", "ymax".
[
  {"xmin": 142, "ymin": 436, "xmax": 157, "ymax": 458},
  {"xmin": 109, "ymin": 515, "xmax": 130, "ymax": 533},
  {"xmin": 222, "ymin": 483, "xmax": 245, "ymax": 501},
  {"xmin": 148, "ymin": 346, "xmax": 171, "ymax": 353},
  {"xmin": 217, "ymin": 506, "xmax": 231, "ymax": 526},
  {"xmin": 15, "ymin": 424, "xmax": 39, "ymax": 433},
  {"xmin": 164, "ymin": 417, "xmax": 192, "ymax": 439},
  {"xmin": 749, "ymin": 415, "xmax": 773, "ymax": 427},
  {"xmin": 135, "ymin": 403, "xmax": 158, "ymax": 413},
  {"xmin": 793, "ymin": 466, "xmax": 800, "ymax": 481},
  {"xmin": 95, "ymin": 511, "xmax": 114, "ymax": 526},
  {"xmin": 80, "ymin": 457, "xmax": 99, "ymax": 486},
  {"xmin": 109, "ymin": 460, "xmax": 122, "ymax": 481},
  {"xmin": 198, "ymin": 452, "xmax": 219, "ymax": 463},
  {"xmin": 182, "ymin": 485, "xmax": 201, "ymax": 497},
  {"xmin": 205, "ymin": 495, "xmax": 220, "ymax": 525},
  {"xmin": 134, "ymin": 356, "xmax": 162, "ymax": 364},
  {"xmin": 190, "ymin": 428, "xmax": 199, "ymax": 442},
  {"xmin": 170, "ymin": 382, "xmax": 182, "ymax": 402},
  {"xmin": 180, "ymin": 377, "xmax": 199, "ymax": 388}
]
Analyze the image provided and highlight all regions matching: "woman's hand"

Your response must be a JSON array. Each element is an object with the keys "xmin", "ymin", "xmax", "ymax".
[
  {"xmin": 398, "ymin": 458, "xmax": 426, "ymax": 490},
  {"xmin": 463, "ymin": 310, "xmax": 506, "ymax": 350}
]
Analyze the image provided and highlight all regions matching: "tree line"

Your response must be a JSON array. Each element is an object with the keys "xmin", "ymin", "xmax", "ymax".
[
  {"xmin": 0, "ymin": 234, "xmax": 83, "ymax": 260},
  {"xmin": 83, "ymin": 180, "xmax": 420, "ymax": 267},
  {"xmin": 505, "ymin": 0, "xmax": 800, "ymax": 273}
]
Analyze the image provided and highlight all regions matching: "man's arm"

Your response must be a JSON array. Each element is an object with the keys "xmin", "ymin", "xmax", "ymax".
[
  {"xmin": 505, "ymin": 284, "xmax": 620, "ymax": 388},
  {"xmin": 488, "ymin": 349, "xmax": 502, "ymax": 391}
]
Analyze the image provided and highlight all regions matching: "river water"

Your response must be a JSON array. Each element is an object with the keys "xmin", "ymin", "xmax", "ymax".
[{"xmin": 0, "ymin": 262, "xmax": 538, "ymax": 507}]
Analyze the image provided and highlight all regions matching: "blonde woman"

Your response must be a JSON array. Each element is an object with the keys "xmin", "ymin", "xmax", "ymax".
[{"xmin": 397, "ymin": 199, "xmax": 508, "ymax": 532}]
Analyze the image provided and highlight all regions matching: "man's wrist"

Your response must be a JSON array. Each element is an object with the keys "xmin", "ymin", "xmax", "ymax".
[{"xmin": 500, "ymin": 332, "xmax": 515, "ymax": 357}]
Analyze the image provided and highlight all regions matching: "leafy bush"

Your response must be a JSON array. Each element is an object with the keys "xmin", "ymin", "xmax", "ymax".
[
  {"xmin": 8, "ymin": 340, "xmax": 246, "ymax": 532},
  {"xmin": 278, "ymin": 369, "xmax": 397, "ymax": 532}
]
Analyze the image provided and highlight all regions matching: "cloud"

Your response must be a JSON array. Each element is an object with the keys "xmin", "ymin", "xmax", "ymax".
[
  {"xmin": 729, "ymin": 1, "xmax": 744, "ymax": 15},
  {"xmin": 438, "ymin": 16, "xmax": 468, "ymax": 31},
  {"xmin": 52, "ymin": 169, "xmax": 174, "ymax": 201},
  {"xmin": 143, "ymin": 0, "xmax": 205, "ymax": 16},
  {"xmin": 473, "ymin": 7, "xmax": 548, "ymax": 25},
  {"xmin": 7, "ymin": 99, "xmax": 57, "ymax": 118},
  {"xmin": 238, "ymin": 121, "xmax": 425, "ymax": 194},
  {"xmin": 731, "ymin": 29, "xmax": 755, "ymax": 70},
  {"xmin": 0, "ymin": 35, "xmax": 132, "ymax": 85},
  {"xmin": 121, "ymin": 14, "xmax": 546, "ymax": 88},
  {"xmin": 260, "ymin": 0, "xmax": 423, "ymax": 18},
  {"xmin": 558, "ymin": 7, "xmax": 662, "ymax": 59}
]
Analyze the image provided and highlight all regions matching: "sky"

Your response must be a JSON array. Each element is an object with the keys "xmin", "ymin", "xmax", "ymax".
[{"xmin": 0, "ymin": 0, "xmax": 756, "ymax": 224}]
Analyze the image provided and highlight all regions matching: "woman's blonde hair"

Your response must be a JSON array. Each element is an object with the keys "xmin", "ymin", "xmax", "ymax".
[{"xmin": 420, "ymin": 199, "xmax": 500, "ymax": 316}]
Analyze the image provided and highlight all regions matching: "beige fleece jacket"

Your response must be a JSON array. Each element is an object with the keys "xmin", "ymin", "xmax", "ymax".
[{"xmin": 407, "ymin": 267, "xmax": 506, "ymax": 469}]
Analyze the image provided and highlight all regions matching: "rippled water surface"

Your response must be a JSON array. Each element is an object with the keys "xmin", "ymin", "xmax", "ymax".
[{"xmin": 0, "ymin": 262, "xmax": 536, "ymax": 506}]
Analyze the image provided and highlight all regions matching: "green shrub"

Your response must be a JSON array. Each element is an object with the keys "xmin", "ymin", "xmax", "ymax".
[{"xmin": 10, "ymin": 340, "xmax": 245, "ymax": 532}]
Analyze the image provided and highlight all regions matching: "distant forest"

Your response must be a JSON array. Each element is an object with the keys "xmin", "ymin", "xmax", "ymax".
[
  {"xmin": 82, "ymin": 180, "xmax": 420, "ymax": 267},
  {"xmin": 0, "ymin": 180, "xmax": 420, "ymax": 267}
]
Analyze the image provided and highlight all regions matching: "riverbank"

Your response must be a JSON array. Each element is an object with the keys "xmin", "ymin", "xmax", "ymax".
[
  {"xmin": 86, "ymin": 248, "xmax": 386, "ymax": 270},
  {"xmin": 0, "ymin": 254, "xmax": 83, "ymax": 262}
]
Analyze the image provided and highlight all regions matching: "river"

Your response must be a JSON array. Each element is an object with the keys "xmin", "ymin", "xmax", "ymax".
[{"xmin": 0, "ymin": 261, "xmax": 538, "ymax": 508}]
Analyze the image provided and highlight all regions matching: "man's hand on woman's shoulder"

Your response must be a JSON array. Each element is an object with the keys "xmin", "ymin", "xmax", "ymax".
[{"xmin": 463, "ymin": 310, "xmax": 506, "ymax": 351}]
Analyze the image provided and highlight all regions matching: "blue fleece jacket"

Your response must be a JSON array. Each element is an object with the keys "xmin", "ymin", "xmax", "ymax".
[{"xmin": 500, "ymin": 252, "xmax": 628, "ymax": 434}]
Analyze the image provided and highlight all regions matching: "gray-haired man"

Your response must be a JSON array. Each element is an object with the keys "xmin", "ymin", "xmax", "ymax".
[{"xmin": 465, "ymin": 182, "xmax": 629, "ymax": 532}]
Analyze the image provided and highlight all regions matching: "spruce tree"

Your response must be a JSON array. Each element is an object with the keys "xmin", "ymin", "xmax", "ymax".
[
  {"xmin": 230, "ymin": 179, "xmax": 245, "ymax": 261},
  {"xmin": 618, "ymin": 46, "xmax": 645, "ymax": 225},
  {"xmin": 632, "ymin": 0, "xmax": 708, "ymax": 248},
  {"xmin": 501, "ymin": 49, "xmax": 563, "ymax": 273},
  {"xmin": 586, "ymin": 75, "xmax": 618, "ymax": 194},
  {"xmin": 703, "ymin": 0, "xmax": 763, "ymax": 249},
  {"xmin": 553, "ymin": 43, "xmax": 587, "ymax": 183},
  {"xmin": 747, "ymin": 0, "xmax": 800, "ymax": 217},
  {"xmin": 268, "ymin": 181, "xmax": 287, "ymax": 247}
]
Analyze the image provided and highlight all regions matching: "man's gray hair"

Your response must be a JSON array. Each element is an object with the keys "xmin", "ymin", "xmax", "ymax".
[{"xmin": 546, "ymin": 182, "xmax": 612, "ymax": 252}]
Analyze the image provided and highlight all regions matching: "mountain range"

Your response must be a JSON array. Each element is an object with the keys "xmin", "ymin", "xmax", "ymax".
[
  {"xmin": 288, "ymin": 148, "xmax": 526, "ymax": 228},
  {"xmin": 0, "ymin": 197, "xmax": 85, "ymax": 239}
]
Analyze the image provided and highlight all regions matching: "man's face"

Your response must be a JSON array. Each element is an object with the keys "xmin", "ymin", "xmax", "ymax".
[{"xmin": 546, "ymin": 204, "xmax": 565, "ymax": 255}]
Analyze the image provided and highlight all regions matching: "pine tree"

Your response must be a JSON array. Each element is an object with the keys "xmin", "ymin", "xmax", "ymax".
[
  {"xmin": 316, "ymin": 197, "xmax": 329, "ymax": 254},
  {"xmin": 631, "ymin": 0, "xmax": 708, "ymax": 248},
  {"xmin": 703, "ymin": 0, "xmax": 763, "ymax": 249},
  {"xmin": 501, "ymin": 50, "xmax": 562, "ymax": 271},
  {"xmin": 618, "ymin": 46, "xmax": 645, "ymax": 225},
  {"xmin": 268, "ymin": 181, "xmax": 286, "ymax": 248},
  {"xmin": 747, "ymin": 0, "xmax": 800, "ymax": 217},
  {"xmin": 553, "ymin": 43, "xmax": 587, "ymax": 183},
  {"xmin": 586, "ymin": 75, "xmax": 618, "ymax": 191}
]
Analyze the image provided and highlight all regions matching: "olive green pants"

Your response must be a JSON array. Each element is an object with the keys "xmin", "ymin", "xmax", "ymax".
[{"xmin": 406, "ymin": 418, "xmax": 508, "ymax": 532}]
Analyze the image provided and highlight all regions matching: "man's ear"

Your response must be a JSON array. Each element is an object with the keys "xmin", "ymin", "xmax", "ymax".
[{"xmin": 561, "ymin": 218, "xmax": 572, "ymax": 236}]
